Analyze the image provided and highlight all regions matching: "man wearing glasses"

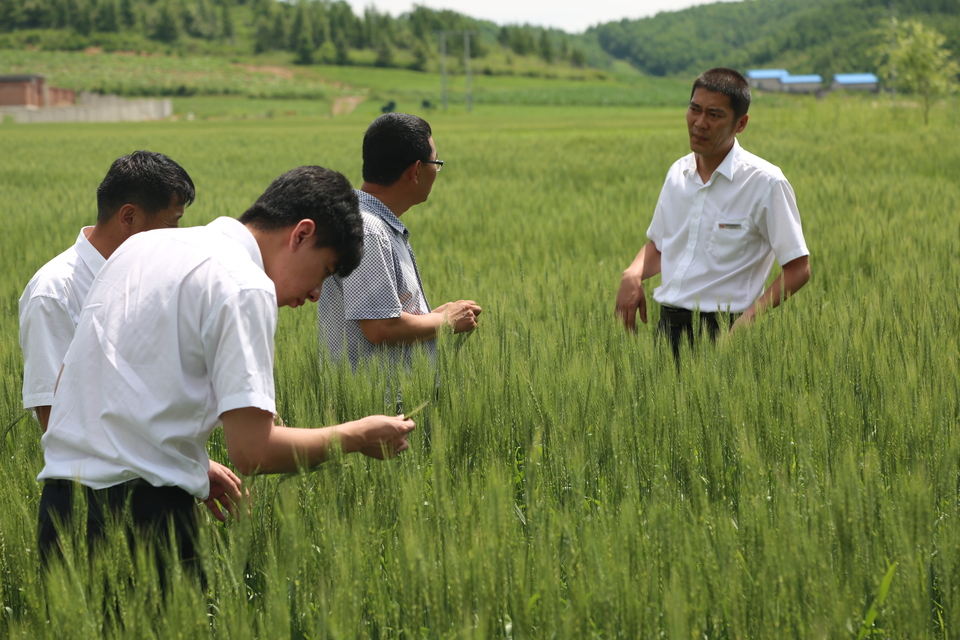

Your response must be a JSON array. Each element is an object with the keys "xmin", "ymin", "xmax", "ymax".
[{"xmin": 318, "ymin": 113, "xmax": 481, "ymax": 376}]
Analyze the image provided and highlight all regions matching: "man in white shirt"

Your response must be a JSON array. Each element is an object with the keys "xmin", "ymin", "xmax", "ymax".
[
  {"xmin": 615, "ymin": 68, "xmax": 811, "ymax": 358},
  {"xmin": 318, "ymin": 113, "xmax": 481, "ymax": 379},
  {"xmin": 19, "ymin": 150, "xmax": 195, "ymax": 433},
  {"xmin": 38, "ymin": 166, "xmax": 415, "ymax": 571}
]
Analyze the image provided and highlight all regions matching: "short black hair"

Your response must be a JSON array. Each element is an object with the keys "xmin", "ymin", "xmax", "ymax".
[
  {"xmin": 96, "ymin": 150, "xmax": 195, "ymax": 223},
  {"xmin": 362, "ymin": 113, "xmax": 433, "ymax": 186},
  {"xmin": 239, "ymin": 166, "xmax": 363, "ymax": 277},
  {"xmin": 692, "ymin": 68, "xmax": 751, "ymax": 119}
]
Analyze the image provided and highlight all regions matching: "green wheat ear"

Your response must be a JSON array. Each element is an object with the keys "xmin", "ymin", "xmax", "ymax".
[{"xmin": 400, "ymin": 400, "xmax": 431, "ymax": 419}]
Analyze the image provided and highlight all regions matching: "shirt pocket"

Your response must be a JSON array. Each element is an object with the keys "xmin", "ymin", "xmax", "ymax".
[{"xmin": 707, "ymin": 216, "xmax": 754, "ymax": 262}]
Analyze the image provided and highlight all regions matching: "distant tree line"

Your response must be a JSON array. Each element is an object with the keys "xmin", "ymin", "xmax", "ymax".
[
  {"xmin": 590, "ymin": 0, "xmax": 960, "ymax": 79},
  {"xmin": 0, "ymin": 0, "xmax": 588, "ymax": 70}
]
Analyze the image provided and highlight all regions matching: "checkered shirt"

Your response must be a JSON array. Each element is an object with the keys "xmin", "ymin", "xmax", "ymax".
[{"xmin": 317, "ymin": 190, "xmax": 434, "ymax": 369}]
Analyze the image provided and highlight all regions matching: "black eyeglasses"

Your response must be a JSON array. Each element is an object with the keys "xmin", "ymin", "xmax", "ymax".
[{"xmin": 423, "ymin": 159, "xmax": 444, "ymax": 171}]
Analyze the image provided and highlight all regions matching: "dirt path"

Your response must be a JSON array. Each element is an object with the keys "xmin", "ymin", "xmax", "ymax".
[{"xmin": 331, "ymin": 95, "xmax": 366, "ymax": 116}]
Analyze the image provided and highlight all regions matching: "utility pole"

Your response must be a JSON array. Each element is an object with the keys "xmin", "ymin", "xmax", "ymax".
[
  {"xmin": 889, "ymin": 0, "xmax": 896, "ymax": 103},
  {"xmin": 434, "ymin": 30, "xmax": 478, "ymax": 113},
  {"xmin": 464, "ymin": 31, "xmax": 474, "ymax": 113},
  {"xmin": 436, "ymin": 31, "xmax": 448, "ymax": 110}
]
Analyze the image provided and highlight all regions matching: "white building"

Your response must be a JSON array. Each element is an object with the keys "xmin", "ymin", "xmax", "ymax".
[
  {"xmin": 746, "ymin": 69, "xmax": 788, "ymax": 92},
  {"xmin": 780, "ymin": 74, "xmax": 823, "ymax": 94},
  {"xmin": 830, "ymin": 73, "xmax": 879, "ymax": 92}
]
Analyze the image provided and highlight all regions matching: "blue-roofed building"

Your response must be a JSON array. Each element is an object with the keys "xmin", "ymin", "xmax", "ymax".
[
  {"xmin": 746, "ymin": 69, "xmax": 788, "ymax": 91},
  {"xmin": 780, "ymin": 74, "xmax": 824, "ymax": 94},
  {"xmin": 831, "ymin": 73, "xmax": 879, "ymax": 92}
]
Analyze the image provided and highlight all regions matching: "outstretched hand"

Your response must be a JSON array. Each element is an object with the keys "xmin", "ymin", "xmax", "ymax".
[{"xmin": 204, "ymin": 460, "xmax": 247, "ymax": 522}]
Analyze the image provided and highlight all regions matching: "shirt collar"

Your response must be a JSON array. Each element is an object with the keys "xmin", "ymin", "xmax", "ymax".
[
  {"xmin": 681, "ymin": 138, "xmax": 741, "ymax": 183},
  {"xmin": 75, "ymin": 226, "xmax": 107, "ymax": 274},
  {"xmin": 357, "ymin": 190, "xmax": 409, "ymax": 237},
  {"xmin": 208, "ymin": 217, "xmax": 265, "ymax": 271},
  {"xmin": 713, "ymin": 138, "xmax": 741, "ymax": 182}
]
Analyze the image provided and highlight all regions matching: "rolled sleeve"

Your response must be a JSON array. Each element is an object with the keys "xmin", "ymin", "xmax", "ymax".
[
  {"xmin": 20, "ymin": 294, "xmax": 76, "ymax": 410},
  {"xmin": 341, "ymin": 233, "xmax": 403, "ymax": 320},
  {"xmin": 203, "ymin": 289, "xmax": 278, "ymax": 417}
]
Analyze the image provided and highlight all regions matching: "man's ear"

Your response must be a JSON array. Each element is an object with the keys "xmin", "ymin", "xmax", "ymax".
[
  {"xmin": 289, "ymin": 219, "xmax": 317, "ymax": 250},
  {"xmin": 405, "ymin": 160, "xmax": 422, "ymax": 185},
  {"xmin": 735, "ymin": 114, "xmax": 749, "ymax": 134},
  {"xmin": 117, "ymin": 203, "xmax": 143, "ymax": 236}
]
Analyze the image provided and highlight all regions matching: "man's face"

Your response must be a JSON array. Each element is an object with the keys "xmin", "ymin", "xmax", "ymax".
[
  {"xmin": 686, "ymin": 88, "xmax": 748, "ymax": 163},
  {"xmin": 141, "ymin": 201, "xmax": 185, "ymax": 231},
  {"xmin": 416, "ymin": 136, "xmax": 440, "ymax": 204},
  {"xmin": 275, "ymin": 244, "xmax": 340, "ymax": 309}
]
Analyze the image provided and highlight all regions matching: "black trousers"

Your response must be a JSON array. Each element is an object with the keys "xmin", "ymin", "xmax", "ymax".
[
  {"xmin": 38, "ymin": 479, "xmax": 200, "ymax": 575},
  {"xmin": 656, "ymin": 305, "xmax": 741, "ymax": 362}
]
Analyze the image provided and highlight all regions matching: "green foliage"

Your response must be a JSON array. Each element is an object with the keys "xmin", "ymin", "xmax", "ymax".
[
  {"xmin": 590, "ymin": 0, "xmax": 960, "ymax": 78},
  {"xmin": 1, "ymin": 97, "xmax": 960, "ymax": 636},
  {"xmin": 0, "ymin": 0, "xmax": 605, "ymax": 75},
  {"xmin": 877, "ymin": 18, "xmax": 960, "ymax": 124},
  {"xmin": 152, "ymin": 0, "xmax": 180, "ymax": 43},
  {"xmin": 0, "ymin": 49, "xmax": 339, "ymax": 99}
]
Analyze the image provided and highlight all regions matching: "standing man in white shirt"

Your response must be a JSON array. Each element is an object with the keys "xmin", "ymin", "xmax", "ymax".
[
  {"xmin": 318, "ymin": 113, "xmax": 481, "ymax": 375},
  {"xmin": 615, "ymin": 68, "xmax": 811, "ymax": 359},
  {"xmin": 38, "ymin": 166, "xmax": 415, "ymax": 571},
  {"xmin": 19, "ymin": 150, "xmax": 195, "ymax": 433}
]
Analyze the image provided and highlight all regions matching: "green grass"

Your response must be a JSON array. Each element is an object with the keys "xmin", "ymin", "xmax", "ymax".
[
  {"xmin": 1, "ymin": 94, "xmax": 959, "ymax": 637},
  {"xmin": 0, "ymin": 49, "xmax": 691, "ymax": 115}
]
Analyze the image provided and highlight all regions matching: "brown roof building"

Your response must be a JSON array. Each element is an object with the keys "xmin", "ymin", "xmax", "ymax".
[{"xmin": 0, "ymin": 74, "xmax": 76, "ymax": 107}]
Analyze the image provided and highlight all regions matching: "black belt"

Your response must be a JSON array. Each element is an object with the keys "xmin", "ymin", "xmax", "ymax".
[
  {"xmin": 660, "ymin": 305, "xmax": 739, "ymax": 323},
  {"xmin": 44, "ymin": 478, "xmax": 151, "ymax": 490}
]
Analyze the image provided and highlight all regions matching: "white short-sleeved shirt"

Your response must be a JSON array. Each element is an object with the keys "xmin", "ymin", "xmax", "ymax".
[
  {"xmin": 39, "ymin": 217, "xmax": 278, "ymax": 499},
  {"xmin": 646, "ymin": 139, "xmax": 809, "ymax": 313},
  {"xmin": 317, "ymin": 190, "xmax": 433, "ymax": 368},
  {"xmin": 19, "ymin": 227, "xmax": 106, "ymax": 411}
]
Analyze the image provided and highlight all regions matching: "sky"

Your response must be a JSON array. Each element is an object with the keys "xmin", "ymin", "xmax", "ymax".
[{"xmin": 342, "ymin": 0, "xmax": 741, "ymax": 34}]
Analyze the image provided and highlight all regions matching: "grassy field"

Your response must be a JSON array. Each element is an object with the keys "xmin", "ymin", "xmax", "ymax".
[
  {"xmin": 0, "ymin": 94, "xmax": 959, "ymax": 638},
  {"xmin": 0, "ymin": 49, "xmax": 689, "ymax": 116}
]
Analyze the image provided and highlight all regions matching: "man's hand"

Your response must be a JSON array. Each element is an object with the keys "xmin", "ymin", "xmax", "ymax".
[
  {"xmin": 434, "ymin": 300, "xmax": 482, "ymax": 334},
  {"xmin": 729, "ymin": 308, "xmax": 757, "ymax": 334},
  {"xmin": 615, "ymin": 272, "xmax": 647, "ymax": 331},
  {"xmin": 204, "ymin": 460, "xmax": 246, "ymax": 522},
  {"xmin": 727, "ymin": 256, "xmax": 810, "ymax": 335},
  {"xmin": 342, "ymin": 415, "xmax": 416, "ymax": 460}
]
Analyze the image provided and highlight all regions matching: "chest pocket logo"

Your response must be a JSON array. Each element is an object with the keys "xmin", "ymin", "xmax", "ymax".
[{"xmin": 707, "ymin": 217, "xmax": 753, "ymax": 262}]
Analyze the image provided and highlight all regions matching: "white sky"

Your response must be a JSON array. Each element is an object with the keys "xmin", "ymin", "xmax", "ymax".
[{"xmin": 343, "ymin": 0, "xmax": 742, "ymax": 34}]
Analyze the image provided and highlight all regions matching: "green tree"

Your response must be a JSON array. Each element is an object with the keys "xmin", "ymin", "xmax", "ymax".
[
  {"xmin": 539, "ymin": 30, "xmax": 553, "ymax": 63},
  {"xmin": 152, "ymin": 0, "xmax": 180, "ymax": 42},
  {"xmin": 292, "ymin": 2, "xmax": 314, "ymax": 63},
  {"xmin": 375, "ymin": 40, "xmax": 393, "ymax": 67},
  {"xmin": 334, "ymin": 34, "xmax": 349, "ymax": 65},
  {"xmin": 879, "ymin": 19, "xmax": 960, "ymax": 124},
  {"xmin": 119, "ymin": 0, "xmax": 137, "ymax": 29},
  {"xmin": 71, "ymin": 0, "xmax": 94, "ymax": 36},
  {"xmin": 270, "ymin": 9, "xmax": 286, "ymax": 50},
  {"xmin": 254, "ymin": 15, "xmax": 272, "ymax": 52},
  {"xmin": 295, "ymin": 27, "xmax": 315, "ymax": 64},
  {"xmin": 96, "ymin": 0, "xmax": 120, "ymax": 32},
  {"xmin": 221, "ymin": 3, "xmax": 234, "ymax": 41},
  {"xmin": 411, "ymin": 39, "xmax": 429, "ymax": 71},
  {"xmin": 570, "ymin": 47, "xmax": 586, "ymax": 68}
]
